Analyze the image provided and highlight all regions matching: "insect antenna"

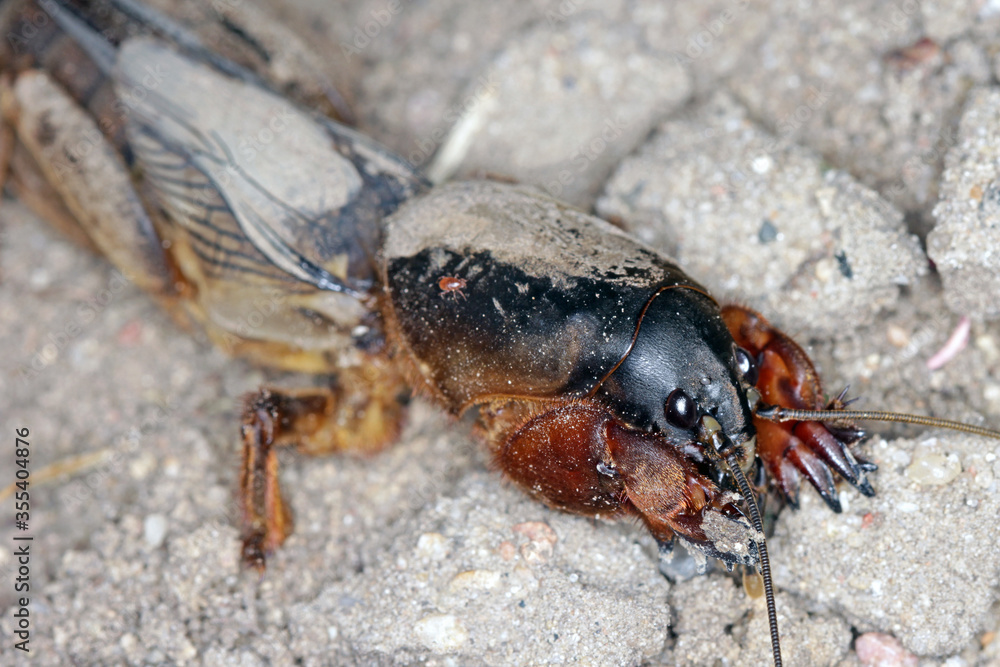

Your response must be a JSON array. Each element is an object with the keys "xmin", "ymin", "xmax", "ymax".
[
  {"xmin": 725, "ymin": 452, "xmax": 783, "ymax": 667},
  {"xmin": 756, "ymin": 406, "xmax": 1000, "ymax": 440}
]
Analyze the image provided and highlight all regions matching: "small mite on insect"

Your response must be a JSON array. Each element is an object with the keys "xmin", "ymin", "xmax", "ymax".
[{"xmin": 437, "ymin": 276, "xmax": 468, "ymax": 300}]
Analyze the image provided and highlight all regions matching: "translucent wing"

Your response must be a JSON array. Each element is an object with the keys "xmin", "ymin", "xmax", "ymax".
[{"xmin": 115, "ymin": 38, "xmax": 426, "ymax": 297}]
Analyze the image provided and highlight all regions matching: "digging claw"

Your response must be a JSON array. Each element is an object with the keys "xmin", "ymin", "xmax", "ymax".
[{"xmin": 721, "ymin": 305, "xmax": 877, "ymax": 509}]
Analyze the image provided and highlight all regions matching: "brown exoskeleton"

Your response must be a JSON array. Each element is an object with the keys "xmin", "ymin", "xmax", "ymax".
[{"xmin": 4, "ymin": 2, "xmax": 999, "ymax": 664}]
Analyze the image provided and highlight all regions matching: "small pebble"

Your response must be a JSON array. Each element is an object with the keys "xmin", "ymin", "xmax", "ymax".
[
  {"xmin": 143, "ymin": 514, "xmax": 167, "ymax": 548},
  {"xmin": 448, "ymin": 569, "xmax": 501, "ymax": 593},
  {"xmin": 497, "ymin": 540, "xmax": 517, "ymax": 560},
  {"xmin": 856, "ymin": 632, "xmax": 918, "ymax": 667},
  {"xmin": 413, "ymin": 614, "xmax": 469, "ymax": 651},
  {"xmin": 906, "ymin": 453, "xmax": 962, "ymax": 486},
  {"xmin": 886, "ymin": 324, "xmax": 910, "ymax": 348},
  {"xmin": 513, "ymin": 521, "xmax": 558, "ymax": 564},
  {"xmin": 415, "ymin": 532, "xmax": 451, "ymax": 560}
]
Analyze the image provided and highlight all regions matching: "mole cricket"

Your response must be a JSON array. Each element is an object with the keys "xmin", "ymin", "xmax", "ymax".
[{"xmin": 2, "ymin": 1, "xmax": 999, "ymax": 664}]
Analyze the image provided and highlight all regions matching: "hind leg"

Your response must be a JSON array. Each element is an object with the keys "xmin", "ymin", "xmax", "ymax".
[
  {"xmin": 722, "ymin": 305, "xmax": 874, "ymax": 511},
  {"xmin": 1, "ymin": 69, "xmax": 175, "ymax": 294},
  {"xmin": 240, "ymin": 358, "xmax": 408, "ymax": 571}
]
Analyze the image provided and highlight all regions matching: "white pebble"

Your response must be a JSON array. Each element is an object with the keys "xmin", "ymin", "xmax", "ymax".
[
  {"xmin": 751, "ymin": 155, "xmax": 773, "ymax": 173},
  {"xmin": 415, "ymin": 532, "xmax": 451, "ymax": 560},
  {"xmin": 414, "ymin": 614, "xmax": 469, "ymax": 651},
  {"xmin": 143, "ymin": 514, "xmax": 167, "ymax": 548},
  {"xmin": 906, "ymin": 453, "xmax": 962, "ymax": 486}
]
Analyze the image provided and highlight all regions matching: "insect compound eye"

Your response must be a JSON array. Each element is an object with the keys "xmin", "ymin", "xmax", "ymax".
[
  {"xmin": 664, "ymin": 388, "xmax": 699, "ymax": 430},
  {"xmin": 734, "ymin": 347, "xmax": 759, "ymax": 386}
]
